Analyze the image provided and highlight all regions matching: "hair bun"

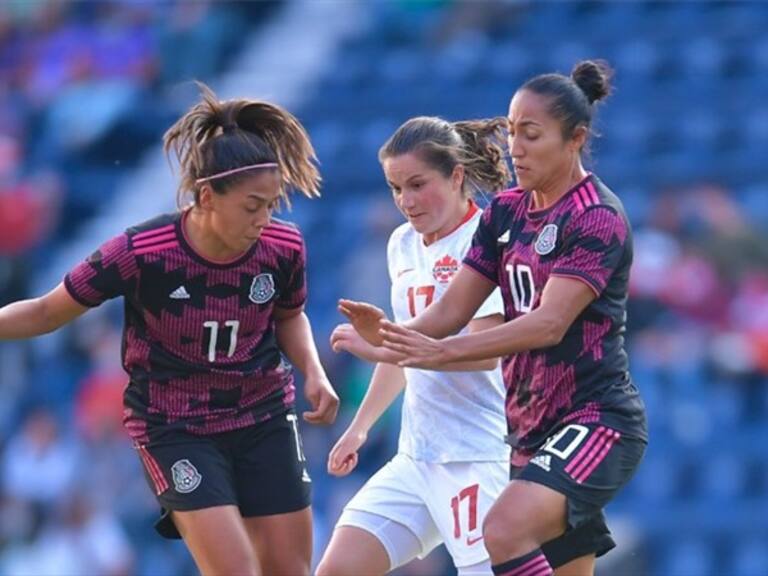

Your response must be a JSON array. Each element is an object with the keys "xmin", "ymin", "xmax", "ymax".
[{"xmin": 571, "ymin": 60, "xmax": 613, "ymax": 105}]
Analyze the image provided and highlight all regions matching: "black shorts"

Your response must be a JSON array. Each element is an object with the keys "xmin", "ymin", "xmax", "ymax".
[
  {"xmin": 512, "ymin": 422, "xmax": 646, "ymax": 567},
  {"xmin": 135, "ymin": 410, "xmax": 312, "ymax": 539}
]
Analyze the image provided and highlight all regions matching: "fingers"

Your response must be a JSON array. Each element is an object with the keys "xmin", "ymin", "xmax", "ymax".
[
  {"xmin": 338, "ymin": 299, "xmax": 385, "ymax": 320},
  {"xmin": 303, "ymin": 392, "xmax": 339, "ymax": 425},
  {"xmin": 328, "ymin": 450, "xmax": 358, "ymax": 477}
]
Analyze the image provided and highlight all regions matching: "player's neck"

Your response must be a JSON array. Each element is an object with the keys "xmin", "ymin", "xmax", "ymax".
[
  {"xmin": 184, "ymin": 209, "xmax": 244, "ymax": 262},
  {"xmin": 423, "ymin": 199, "xmax": 474, "ymax": 246},
  {"xmin": 531, "ymin": 164, "xmax": 588, "ymax": 210}
]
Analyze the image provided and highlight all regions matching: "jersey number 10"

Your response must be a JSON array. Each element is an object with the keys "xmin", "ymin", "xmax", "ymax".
[{"xmin": 506, "ymin": 264, "xmax": 536, "ymax": 313}]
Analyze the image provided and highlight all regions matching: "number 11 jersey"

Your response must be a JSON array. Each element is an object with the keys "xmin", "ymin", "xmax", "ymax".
[{"xmin": 65, "ymin": 210, "xmax": 305, "ymax": 443}]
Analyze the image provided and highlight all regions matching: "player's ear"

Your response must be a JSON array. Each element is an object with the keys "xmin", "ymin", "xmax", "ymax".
[
  {"xmin": 569, "ymin": 125, "xmax": 588, "ymax": 154},
  {"xmin": 197, "ymin": 184, "xmax": 215, "ymax": 211},
  {"xmin": 451, "ymin": 164, "xmax": 465, "ymax": 193}
]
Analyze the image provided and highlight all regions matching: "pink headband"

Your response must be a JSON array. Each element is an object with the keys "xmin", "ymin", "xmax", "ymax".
[{"xmin": 195, "ymin": 162, "xmax": 278, "ymax": 185}]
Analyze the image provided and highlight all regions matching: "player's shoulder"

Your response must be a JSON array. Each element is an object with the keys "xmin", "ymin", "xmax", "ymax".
[
  {"xmin": 125, "ymin": 212, "xmax": 179, "ymax": 238},
  {"xmin": 265, "ymin": 217, "xmax": 302, "ymax": 235},
  {"xmin": 491, "ymin": 187, "xmax": 527, "ymax": 210},
  {"xmin": 122, "ymin": 212, "xmax": 181, "ymax": 255},
  {"xmin": 568, "ymin": 175, "xmax": 625, "ymax": 219},
  {"xmin": 260, "ymin": 218, "xmax": 304, "ymax": 251},
  {"xmin": 388, "ymin": 220, "xmax": 416, "ymax": 249}
]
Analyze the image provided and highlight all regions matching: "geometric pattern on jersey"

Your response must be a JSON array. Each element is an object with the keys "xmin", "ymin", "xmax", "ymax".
[
  {"xmin": 387, "ymin": 204, "xmax": 509, "ymax": 463},
  {"xmin": 65, "ymin": 211, "xmax": 307, "ymax": 443},
  {"xmin": 463, "ymin": 175, "xmax": 647, "ymax": 465}
]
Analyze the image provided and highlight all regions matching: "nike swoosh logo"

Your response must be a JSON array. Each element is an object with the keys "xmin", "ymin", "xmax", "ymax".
[
  {"xmin": 466, "ymin": 535, "xmax": 484, "ymax": 546},
  {"xmin": 397, "ymin": 268, "xmax": 414, "ymax": 277}
]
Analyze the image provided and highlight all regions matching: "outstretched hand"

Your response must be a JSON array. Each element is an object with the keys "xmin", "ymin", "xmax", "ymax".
[
  {"xmin": 379, "ymin": 320, "xmax": 454, "ymax": 369},
  {"xmin": 338, "ymin": 299, "xmax": 388, "ymax": 347}
]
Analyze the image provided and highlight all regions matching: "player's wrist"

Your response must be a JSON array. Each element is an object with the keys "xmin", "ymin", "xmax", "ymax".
[{"xmin": 442, "ymin": 336, "xmax": 464, "ymax": 363}]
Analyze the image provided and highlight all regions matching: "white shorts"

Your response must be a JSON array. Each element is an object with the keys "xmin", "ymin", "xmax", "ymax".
[{"xmin": 337, "ymin": 453, "xmax": 508, "ymax": 568}]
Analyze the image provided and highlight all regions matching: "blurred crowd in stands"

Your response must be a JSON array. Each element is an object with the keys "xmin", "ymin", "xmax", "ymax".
[{"xmin": 0, "ymin": 2, "xmax": 767, "ymax": 575}]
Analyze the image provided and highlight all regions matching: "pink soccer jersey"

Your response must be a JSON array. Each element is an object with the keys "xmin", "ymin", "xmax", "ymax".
[
  {"xmin": 65, "ymin": 211, "xmax": 306, "ymax": 443},
  {"xmin": 463, "ymin": 175, "xmax": 647, "ymax": 465}
]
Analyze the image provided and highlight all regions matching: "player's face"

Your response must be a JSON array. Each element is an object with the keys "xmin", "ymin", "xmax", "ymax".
[
  {"xmin": 383, "ymin": 152, "xmax": 464, "ymax": 240},
  {"xmin": 507, "ymin": 89, "xmax": 580, "ymax": 192},
  {"xmin": 204, "ymin": 169, "xmax": 282, "ymax": 251}
]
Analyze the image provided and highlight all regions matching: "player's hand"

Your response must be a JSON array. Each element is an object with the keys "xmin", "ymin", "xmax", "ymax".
[
  {"xmin": 338, "ymin": 299, "xmax": 387, "ymax": 346},
  {"xmin": 379, "ymin": 320, "xmax": 455, "ymax": 369},
  {"xmin": 331, "ymin": 323, "xmax": 384, "ymax": 362},
  {"xmin": 327, "ymin": 427, "xmax": 367, "ymax": 476},
  {"xmin": 303, "ymin": 374, "xmax": 340, "ymax": 425}
]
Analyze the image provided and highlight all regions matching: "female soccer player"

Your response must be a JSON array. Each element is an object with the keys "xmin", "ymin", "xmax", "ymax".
[
  {"xmin": 339, "ymin": 60, "xmax": 648, "ymax": 576},
  {"xmin": 316, "ymin": 116, "xmax": 511, "ymax": 575},
  {"xmin": 0, "ymin": 83, "xmax": 339, "ymax": 576}
]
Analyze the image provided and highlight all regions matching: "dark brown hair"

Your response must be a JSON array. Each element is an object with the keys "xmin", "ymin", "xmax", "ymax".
[
  {"xmin": 521, "ymin": 59, "xmax": 613, "ymax": 146},
  {"xmin": 163, "ymin": 82, "xmax": 320, "ymax": 207},
  {"xmin": 378, "ymin": 116, "xmax": 510, "ymax": 196}
]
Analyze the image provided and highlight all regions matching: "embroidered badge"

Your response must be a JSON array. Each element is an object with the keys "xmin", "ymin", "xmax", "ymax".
[
  {"xmin": 249, "ymin": 273, "xmax": 276, "ymax": 304},
  {"xmin": 171, "ymin": 459, "xmax": 202, "ymax": 493},
  {"xmin": 432, "ymin": 255, "xmax": 459, "ymax": 283},
  {"xmin": 534, "ymin": 224, "xmax": 558, "ymax": 255}
]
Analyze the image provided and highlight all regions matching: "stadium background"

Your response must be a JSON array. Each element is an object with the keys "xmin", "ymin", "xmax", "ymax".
[{"xmin": 0, "ymin": 1, "xmax": 767, "ymax": 574}]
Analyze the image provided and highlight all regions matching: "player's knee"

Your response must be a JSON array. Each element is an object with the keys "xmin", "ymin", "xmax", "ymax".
[
  {"xmin": 316, "ymin": 554, "xmax": 352, "ymax": 576},
  {"xmin": 279, "ymin": 558, "xmax": 310, "ymax": 576},
  {"xmin": 482, "ymin": 505, "xmax": 529, "ymax": 558},
  {"xmin": 204, "ymin": 551, "xmax": 259, "ymax": 576}
]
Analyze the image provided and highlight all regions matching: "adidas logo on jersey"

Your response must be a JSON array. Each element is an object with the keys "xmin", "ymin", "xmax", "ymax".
[
  {"xmin": 169, "ymin": 286, "xmax": 191, "ymax": 299},
  {"xmin": 497, "ymin": 230, "xmax": 510, "ymax": 243},
  {"xmin": 530, "ymin": 454, "xmax": 551, "ymax": 472}
]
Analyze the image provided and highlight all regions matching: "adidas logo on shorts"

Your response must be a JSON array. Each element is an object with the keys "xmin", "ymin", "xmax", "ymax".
[{"xmin": 530, "ymin": 454, "xmax": 551, "ymax": 472}]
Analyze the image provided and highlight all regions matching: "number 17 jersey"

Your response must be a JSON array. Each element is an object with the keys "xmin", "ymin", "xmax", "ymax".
[{"xmin": 388, "ymin": 204, "xmax": 509, "ymax": 463}]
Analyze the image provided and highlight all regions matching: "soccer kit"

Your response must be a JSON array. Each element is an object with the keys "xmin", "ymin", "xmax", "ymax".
[
  {"xmin": 463, "ymin": 174, "xmax": 648, "ymax": 549},
  {"xmin": 65, "ymin": 210, "xmax": 312, "ymax": 537},
  {"xmin": 339, "ymin": 205, "xmax": 510, "ymax": 569}
]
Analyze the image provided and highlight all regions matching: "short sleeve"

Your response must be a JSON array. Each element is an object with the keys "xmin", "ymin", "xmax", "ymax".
[
  {"xmin": 551, "ymin": 206, "xmax": 628, "ymax": 297},
  {"xmin": 275, "ymin": 233, "xmax": 307, "ymax": 309},
  {"xmin": 64, "ymin": 234, "xmax": 138, "ymax": 307},
  {"xmin": 473, "ymin": 286, "xmax": 504, "ymax": 320},
  {"xmin": 462, "ymin": 204, "xmax": 501, "ymax": 284}
]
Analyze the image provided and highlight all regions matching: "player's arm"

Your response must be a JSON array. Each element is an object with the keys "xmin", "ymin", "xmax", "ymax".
[
  {"xmin": 332, "ymin": 312, "xmax": 501, "ymax": 371},
  {"xmin": 339, "ymin": 265, "xmax": 495, "ymax": 345},
  {"xmin": 327, "ymin": 361, "xmax": 405, "ymax": 476},
  {"xmin": 381, "ymin": 277, "xmax": 595, "ymax": 367},
  {"xmin": 0, "ymin": 283, "xmax": 89, "ymax": 340},
  {"xmin": 274, "ymin": 306, "xmax": 340, "ymax": 425},
  {"xmin": 406, "ymin": 265, "xmax": 496, "ymax": 338}
]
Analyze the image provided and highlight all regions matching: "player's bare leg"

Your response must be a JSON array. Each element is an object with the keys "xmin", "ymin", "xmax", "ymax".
[
  {"xmin": 316, "ymin": 526, "xmax": 391, "ymax": 576},
  {"xmin": 554, "ymin": 554, "xmax": 595, "ymax": 576},
  {"xmin": 483, "ymin": 480, "xmax": 567, "ymax": 565},
  {"xmin": 172, "ymin": 505, "xmax": 259, "ymax": 575},
  {"xmin": 243, "ymin": 506, "xmax": 313, "ymax": 576}
]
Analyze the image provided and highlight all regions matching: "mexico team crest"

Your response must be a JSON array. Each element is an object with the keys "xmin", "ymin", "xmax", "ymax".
[
  {"xmin": 171, "ymin": 459, "xmax": 202, "ymax": 493},
  {"xmin": 249, "ymin": 273, "xmax": 275, "ymax": 304},
  {"xmin": 535, "ymin": 224, "xmax": 558, "ymax": 255},
  {"xmin": 432, "ymin": 255, "xmax": 459, "ymax": 283}
]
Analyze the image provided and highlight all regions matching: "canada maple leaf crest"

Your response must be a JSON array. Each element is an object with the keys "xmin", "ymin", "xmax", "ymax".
[{"xmin": 432, "ymin": 255, "xmax": 459, "ymax": 283}]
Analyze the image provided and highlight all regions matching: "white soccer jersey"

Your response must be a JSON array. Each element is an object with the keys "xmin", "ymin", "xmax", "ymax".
[{"xmin": 387, "ymin": 207, "xmax": 509, "ymax": 463}]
